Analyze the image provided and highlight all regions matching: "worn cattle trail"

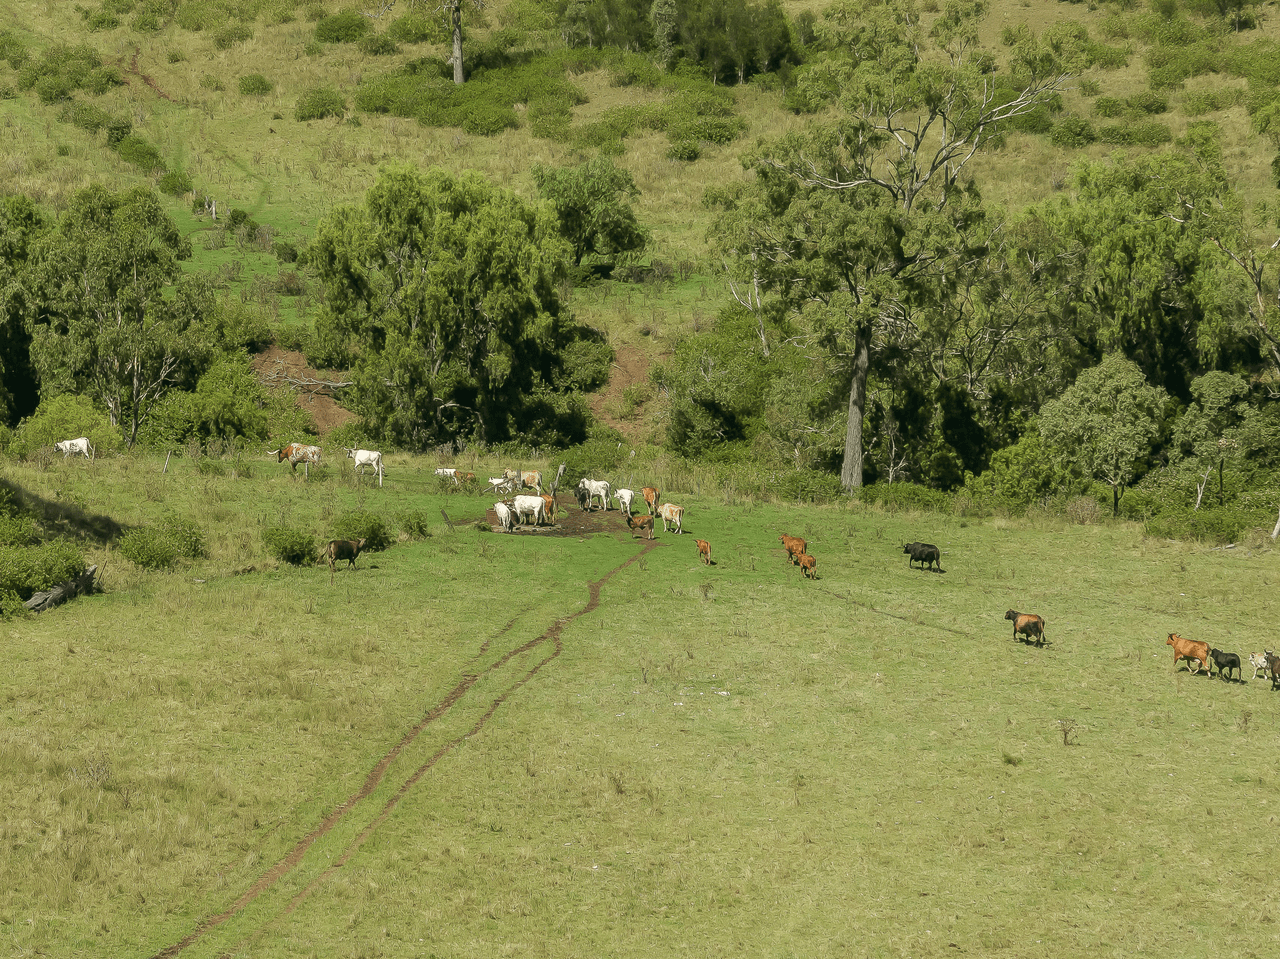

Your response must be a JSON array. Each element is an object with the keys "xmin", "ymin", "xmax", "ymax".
[{"xmin": 148, "ymin": 539, "xmax": 658, "ymax": 958}]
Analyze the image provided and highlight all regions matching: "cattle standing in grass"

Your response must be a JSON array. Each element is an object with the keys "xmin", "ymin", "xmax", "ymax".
[
  {"xmin": 435, "ymin": 467, "xmax": 458, "ymax": 481},
  {"xmin": 1249, "ymin": 652, "xmax": 1271, "ymax": 680},
  {"xmin": 903, "ymin": 541, "xmax": 942, "ymax": 572},
  {"xmin": 658, "ymin": 503, "xmax": 684, "ymax": 534},
  {"xmin": 1005, "ymin": 610, "xmax": 1046, "ymax": 646},
  {"xmin": 488, "ymin": 476, "xmax": 516, "ymax": 495},
  {"xmin": 271, "ymin": 443, "xmax": 322, "ymax": 475},
  {"xmin": 1167, "ymin": 633, "xmax": 1211, "ymax": 675},
  {"xmin": 614, "ymin": 488, "xmax": 636, "ymax": 516},
  {"xmin": 494, "ymin": 501, "xmax": 515, "ymax": 533},
  {"xmin": 641, "ymin": 487, "xmax": 660, "ymax": 515},
  {"xmin": 326, "ymin": 537, "xmax": 367, "ymax": 585},
  {"xmin": 799, "ymin": 553, "xmax": 817, "ymax": 579},
  {"xmin": 696, "ymin": 539, "xmax": 711, "ymax": 565},
  {"xmin": 1267, "ymin": 652, "xmax": 1280, "ymax": 690},
  {"xmin": 512, "ymin": 494, "xmax": 547, "ymax": 527},
  {"xmin": 577, "ymin": 478, "xmax": 611, "ymax": 511},
  {"xmin": 55, "ymin": 437, "xmax": 94, "ymax": 459},
  {"xmin": 1209, "ymin": 648, "xmax": 1242, "ymax": 681},
  {"xmin": 540, "ymin": 493, "xmax": 557, "ymax": 525},
  {"xmin": 627, "ymin": 515, "xmax": 654, "ymax": 540},
  {"xmin": 504, "ymin": 469, "xmax": 543, "ymax": 494},
  {"xmin": 343, "ymin": 448, "xmax": 384, "ymax": 487},
  {"xmin": 779, "ymin": 534, "xmax": 806, "ymax": 566}
]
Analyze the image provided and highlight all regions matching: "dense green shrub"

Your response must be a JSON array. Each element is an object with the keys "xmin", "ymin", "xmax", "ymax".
[
  {"xmin": 563, "ymin": 433, "xmax": 628, "ymax": 487},
  {"xmin": 315, "ymin": 10, "xmax": 370, "ymax": 43},
  {"xmin": 0, "ymin": 514, "xmax": 39, "ymax": 547},
  {"xmin": 331, "ymin": 510, "xmax": 392, "ymax": 551},
  {"xmin": 554, "ymin": 339, "xmax": 614, "ymax": 392},
  {"xmin": 388, "ymin": 11, "xmax": 446, "ymax": 43},
  {"xmin": 1128, "ymin": 90, "xmax": 1169, "ymax": 114},
  {"xmin": 857, "ymin": 482, "xmax": 952, "ymax": 514},
  {"xmin": 1183, "ymin": 89, "xmax": 1240, "ymax": 115},
  {"xmin": 263, "ymin": 525, "xmax": 317, "ymax": 566},
  {"xmin": 295, "ymin": 86, "xmax": 345, "ymax": 120},
  {"xmin": 273, "ymin": 239, "xmax": 299, "ymax": 263},
  {"xmin": 1094, "ymin": 96, "xmax": 1124, "ymax": 118},
  {"xmin": 1096, "ymin": 120, "xmax": 1172, "ymax": 146},
  {"xmin": 360, "ymin": 34, "xmax": 399, "ymax": 56},
  {"xmin": 773, "ymin": 470, "xmax": 845, "ymax": 503},
  {"xmin": 213, "ymin": 24, "xmax": 253, "ymax": 49},
  {"xmin": 1143, "ymin": 506, "xmax": 1266, "ymax": 544},
  {"xmin": 10, "ymin": 394, "xmax": 119, "ymax": 460},
  {"xmin": 460, "ymin": 102, "xmax": 518, "ymax": 136},
  {"xmin": 0, "ymin": 540, "xmax": 87, "ymax": 601},
  {"xmin": 398, "ymin": 509, "xmax": 432, "ymax": 539},
  {"xmin": 158, "ymin": 169, "xmax": 192, "ymax": 196},
  {"xmin": 115, "ymin": 134, "xmax": 166, "ymax": 172},
  {"xmin": 238, "ymin": 73, "xmax": 274, "ymax": 95},
  {"xmin": 1050, "ymin": 114, "xmax": 1096, "ymax": 146},
  {"xmin": 61, "ymin": 101, "xmax": 115, "ymax": 133},
  {"xmin": 666, "ymin": 139, "xmax": 700, "ymax": 161},
  {"xmin": 0, "ymin": 30, "xmax": 28, "ymax": 69},
  {"xmin": 120, "ymin": 518, "xmax": 207, "ymax": 570}
]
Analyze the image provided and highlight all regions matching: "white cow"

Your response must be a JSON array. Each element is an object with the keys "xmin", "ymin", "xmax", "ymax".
[
  {"xmin": 659, "ymin": 502, "xmax": 685, "ymax": 534},
  {"xmin": 577, "ymin": 478, "xmax": 611, "ymax": 511},
  {"xmin": 512, "ymin": 494, "xmax": 547, "ymax": 527},
  {"xmin": 503, "ymin": 468, "xmax": 544, "ymax": 494},
  {"xmin": 343, "ymin": 448, "xmax": 384, "ymax": 487},
  {"xmin": 55, "ymin": 437, "xmax": 94, "ymax": 459},
  {"xmin": 494, "ymin": 501, "xmax": 516, "ymax": 533},
  {"xmin": 488, "ymin": 476, "xmax": 516, "ymax": 495},
  {"xmin": 614, "ymin": 488, "xmax": 635, "ymax": 516}
]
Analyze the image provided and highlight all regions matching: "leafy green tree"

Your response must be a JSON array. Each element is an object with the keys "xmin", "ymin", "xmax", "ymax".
[
  {"xmin": 23, "ymin": 185, "xmax": 214, "ymax": 448},
  {"xmin": 0, "ymin": 194, "xmax": 45, "ymax": 426},
  {"xmin": 532, "ymin": 156, "xmax": 648, "ymax": 271},
  {"xmin": 1038, "ymin": 354, "xmax": 1170, "ymax": 516},
  {"xmin": 711, "ymin": 0, "xmax": 1069, "ymax": 491},
  {"xmin": 1172, "ymin": 371, "xmax": 1256, "ymax": 510},
  {"xmin": 310, "ymin": 165, "xmax": 582, "ymax": 449}
]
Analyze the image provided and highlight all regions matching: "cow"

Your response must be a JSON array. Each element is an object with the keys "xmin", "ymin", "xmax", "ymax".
[
  {"xmin": 798, "ymin": 553, "xmax": 817, "ymax": 579},
  {"xmin": 343, "ymin": 448, "xmax": 384, "ymax": 487},
  {"xmin": 614, "ymin": 488, "xmax": 636, "ymax": 516},
  {"xmin": 627, "ymin": 514, "xmax": 654, "ymax": 540},
  {"xmin": 271, "ymin": 443, "xmax": 322, "ymax": 474},
  {"xmin": 488, "ymin": 476, "xmax": 516, "ymax": 495},
  {"xmin": 503, "ymin": 469, "xmax": 543, "ymax": 494},
  {"xmin": 494, "ymin": 501, "xmax": 515, "ymax": 533},
  {"xmin": 325, "ymin": 537, "xmax": 367, "ymax": 585},
  {"xmin": 696, "ymin": 539, "xmax": 711, "ymax": 565},
  {"xmin": 577, "ymin": 478, "xmax": 611, "ymax": 511},
  {"xmin": 455, "ymin": 471, "xmax": 476, "ymax": 484},
  {"xmin": 903, "ymin": 541, "xmax": 942, "ymax": 572},
  {"xmin": 779, "ymin": 534, "xmax": 806, "ymax": 566},
  {"xmin": 1248, "ymin": 652, "xmax": 1271, "ymax": 680},
  {"xmin": 434, "ymin": 467, "xmax": 458, "ymax": 479},
  {"xmin": 512, "ymin": 494, "xmax": 546, "ymax": 527},
  {"xmin": 1167, "ymin": 633, "xmax": 1211, "ymax": 675},
  {"xmin": 540, "ymin": 493, "xmax": 557, "ymax": 525},
  {"xmin": 658, "ymin": 502, "xmax": 684, "ymax": 534},
  {"xmin": 1209, "ymin": 648, "xmax": 1242, "ymax": 681},
  {"xmin": 1005, "ymin": 610, "xmax": 1046, "ymax": 646},
  {"xmin": 641, "ymin": 487, "xmax": 660, "ymax": 515},
  {"xmin": 1268, "ymin": 652, "xmax": 1280, "ymax": 690},
  {"xmin": 55, "ymin": 437, "xmax": 94, "ymax": 459}
]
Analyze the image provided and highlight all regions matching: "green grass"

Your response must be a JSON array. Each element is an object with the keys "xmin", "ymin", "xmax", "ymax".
[{"xmin": 3, "ymin": 452, "xmax": 1280, "ymax": 956}]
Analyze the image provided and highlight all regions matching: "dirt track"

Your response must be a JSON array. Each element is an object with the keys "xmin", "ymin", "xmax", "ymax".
[{"xmin": 149, "ymin": 536, "xmax": 659, "ymax": 958}]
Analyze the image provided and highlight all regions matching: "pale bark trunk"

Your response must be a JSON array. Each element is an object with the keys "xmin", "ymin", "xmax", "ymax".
[
  {"xmin": 839, "ymin": 331, "xmax": 870, "ymax": 492},
  {"xmin": 452, "ymin": 3, "xmax": 464, "ymax": 84}
]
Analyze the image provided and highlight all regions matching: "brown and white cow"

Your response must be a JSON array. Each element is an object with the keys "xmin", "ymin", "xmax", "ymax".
[
  {"xmin": 658, "ymin": 502, "xmax": 684, "ymax": 534},
  {"xmin": 272, "ymin": 443, "xmax": 322, "ymax": 474},
  {"xmin": 641, "ymin": 487, "xmax": 660, "ymax": 515},
  {"xmin": 504, "ymin": 469, "xmax": 543, "ymax": 494}
]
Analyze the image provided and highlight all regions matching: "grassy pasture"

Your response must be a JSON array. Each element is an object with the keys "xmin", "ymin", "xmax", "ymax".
[{"xmin": 3, "ymin": 453, "xmax": 1280, "ymax": 957}]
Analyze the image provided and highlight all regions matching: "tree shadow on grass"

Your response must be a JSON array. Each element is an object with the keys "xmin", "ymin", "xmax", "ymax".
[{"xmin": 1, "ymin": 477, "xmax": 127, "ymax": 544}]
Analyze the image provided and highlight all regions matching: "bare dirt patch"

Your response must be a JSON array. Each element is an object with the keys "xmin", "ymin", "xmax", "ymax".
[
  {"xmin": 482, "ymin": 501, "xmax": 654, "ymax": 539},
  {"xmin": 251, "ymin": 346, "xmax": 358, "ymax": 436},
  {"xmin": 588, "ymin": 343, "xmax": 655, "ymax": 444}
]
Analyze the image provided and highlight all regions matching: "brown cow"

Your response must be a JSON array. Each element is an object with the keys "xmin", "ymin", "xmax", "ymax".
[
  {"xmin": 1005, "ymin": 610, "xmax": 1046, "ymax": 646},
  {"xmin": 540, "ymin": 493, "xmax": 557, "ymax": 525},
  {"xmin": 1167, "ymin": 633, "xmax": 1211, "ymax": 675},
  {"xmin": 779, "ymin": 534, "xmax": 806, "ymax": 566},
  {"xmin": 641, "ymin": 487, "xmax": 660, "ymax": 516},
  {"xmin": 798, "ymin": 553, "xmax": 817, "ymax": 580},
  {"xmin": 696, "ymin": 539, "xmax": 711, "ymax": 565},
  {"xmin": 326, "ymin": 537, "xmax": 367, "ymax": 585},
  {"xmin": 627, "ymin": 515, "xmax": 654, "ymax": 540}
]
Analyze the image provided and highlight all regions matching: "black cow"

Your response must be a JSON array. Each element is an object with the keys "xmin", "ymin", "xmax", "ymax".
[
  {"xmin": 1266, "ymin": 652, "xmax": 1280, "ymax": 690},
  {"xmin": 903, "ymin": 541, "xmax": 942, "ymax": 572},
  {"xmin": 1209, "ymin": 648, "xmax": 1242, "ymax": 681}
]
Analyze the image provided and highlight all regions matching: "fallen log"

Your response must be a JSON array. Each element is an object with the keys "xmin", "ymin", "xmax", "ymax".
[{"xmin": 24, "ymin": 565, "xmax": 98, "ymax": 613}]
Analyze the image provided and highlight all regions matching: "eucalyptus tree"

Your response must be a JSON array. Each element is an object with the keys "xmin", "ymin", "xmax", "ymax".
[
  {"xmin": 23, "ymin": 185, "xmax": 213, "ymax": 447},
  {"xmin": 310, "ymin": 164, "xmax": 579, "ymax": 449},
  {"xmin": 712, "ymin": 0, "xmax": 1070, "ymax": 490},
  {"xmin": 0, "ymin": 193, "xmax": 45, "ymax": 426}
]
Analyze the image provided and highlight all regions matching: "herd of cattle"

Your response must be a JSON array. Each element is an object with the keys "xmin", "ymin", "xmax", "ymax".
[{"xmin": 53, "ymin": 437, "xmax": 1274, "ymax": 688}]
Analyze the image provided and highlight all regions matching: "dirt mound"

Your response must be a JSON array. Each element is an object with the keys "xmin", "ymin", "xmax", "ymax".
[
  {"xmin": 251, "ymin": 346, "xmax": 358, "ymax": 436},
  {"xmin": 482, "ymin": 501, "xmax": 655, "ymax": 539}
]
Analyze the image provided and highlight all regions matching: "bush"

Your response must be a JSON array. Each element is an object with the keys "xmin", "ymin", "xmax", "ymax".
[
  {"xmin": 273, "ymin": 239, "xmax": 299, "ymax": 263},
  {"xmin": 120, "ymin": 518, "xmax": 207, "ymax": 570},
  {"xmin": 61, "ymin": 101, "xmax": 114, "ymax": 133},
  {"xmin": 0, "ymin": 514, "xmax": 40, "ymax": 547},
  {"xmin": 315, "ymin": 10, "xmax": 370, "ymax": 43},
  {"xmin": 295, "ymin": 86, "xmax": 345, "ymax": 121},
  {"xmin": 158, "ymin": 169, "xmax": 192, "ymax": 196},
  {"xmin": 213, "ymin": 24, "xmax": 253, "ymax": 49},
  {"xmin": 1143, "ymin": 506, "xmax": 1263, "ymax": 543},
  {"xmin": 11, "ymin": 394, "xmax": 119, "ymax": 460},
  {"xmin": 239, "ymin": 73, "xmax": 274, "ymax": 95},
  {"xmin": 857, "ymin": 482, "xmax": 952, "ymax": 514},
  {"xmin": 331, "ymin": 510, "xmax": 392, "ymax": 551},
  {"xmin": 1050, "ymin": 114, "xmax": 1096, "ymax": 146},
  {"xmin": 263, "ymin": 525, "xmax": 317, "ymax": 565},
  {"xmin": 1096, "ymin": 120, "xmax": 1172, "ymax": 146},
  {"xmin": 460, "ymin": 103, "xmax": 519, "ymax": 136},
  {"xmin": 388, "ymin": 12, "xmax": 445, "ymax": 43},
  {"xmin": 1128, "ymin": 90, "xmax": 1168, "ymax": 114},
  {"xmin": 1094, "ymin": 96, "xmax": 1124, "ymax": 117},
  {"xmin": 398, "ymin": 509, "xmax": 432, "ymax": 539},
  {"xmin": 115, "ymin": 134, "xmax": 166, "ymax": 173},
  {"xmin": 0, "ymin": 540, "xmax": 86, "ymax": 602},
  {"xmin": 360, "ymin": 34, "xmax": 399, "ymax": 56},
  {"xmin": 666, "ymin": 140, "xmax": 700, "ymax": 161},
  {"xmin": 555, "ymin": 338, "xmax": 613, "ymax": 392}
]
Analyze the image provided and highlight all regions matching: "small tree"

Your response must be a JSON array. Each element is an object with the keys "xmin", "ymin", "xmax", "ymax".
[
  {"xmin": 1172, "ymin": 372, "xmax": 1254, "ymax": 510},
  {"xmin": 1039, "ymin": 355, "xmax": 1169, "ymax": 516},
  {"xmin": 532, "ymin": 156, "xmax": 648, "ymax": 271}
]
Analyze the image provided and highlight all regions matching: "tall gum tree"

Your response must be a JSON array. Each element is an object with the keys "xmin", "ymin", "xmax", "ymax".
[{"xmin": 714, "ymin": 0, "xmax": 1069, "ymax": 490}]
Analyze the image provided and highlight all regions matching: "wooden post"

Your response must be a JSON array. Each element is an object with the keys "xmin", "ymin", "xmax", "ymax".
[{"xmin": 163, "ymin": 451, "xmax": 172, "ymax": 474}]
